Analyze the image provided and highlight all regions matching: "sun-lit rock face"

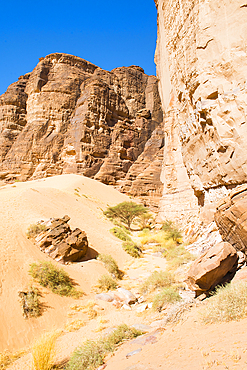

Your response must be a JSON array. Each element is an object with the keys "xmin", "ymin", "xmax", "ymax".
[
  {"xmin": 0, "ymin": 53, "xmax": 163, "ymax": 208},
  {"xmin": 155, "ymin": 0, "xmax": 247, "ymax": 223}
]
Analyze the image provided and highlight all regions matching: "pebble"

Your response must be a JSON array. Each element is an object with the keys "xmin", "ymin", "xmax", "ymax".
[{"xmin": 126, "ymin": 348, "xmax": 142, "ymax": 358}]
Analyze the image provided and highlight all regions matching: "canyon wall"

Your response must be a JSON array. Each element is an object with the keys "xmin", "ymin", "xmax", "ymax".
[
  {"xmin": 155, "ymin": 0, "xmax": 247, "ymax": 223},
  {"xmin": 0, "ymin": 53, "xmax": 163, "ymax": 209}
]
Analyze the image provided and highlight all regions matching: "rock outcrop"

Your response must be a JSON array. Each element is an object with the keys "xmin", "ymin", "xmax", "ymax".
[
  {"xmin": 34, "ymin": 215, "xmax": 88, "ymax": 263},
  {"xmin": 155, "ymin": 0, "xmax": 247, "ymax": 223},
  {"xmin": 215, "ymin": 185, "xmax": 247, "ymax": 255},
  {"xmin": 0, "ymin": 53, "xmax": 163, "ymax": 209},
  {"xmin": 186, "ymin": 242, "xmax": 239, "ymax": 296}
]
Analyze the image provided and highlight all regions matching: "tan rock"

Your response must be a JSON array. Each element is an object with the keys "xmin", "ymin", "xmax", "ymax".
[{"xmin": 186, "ymin": 242, "xmax": 238, "ymax": 296}]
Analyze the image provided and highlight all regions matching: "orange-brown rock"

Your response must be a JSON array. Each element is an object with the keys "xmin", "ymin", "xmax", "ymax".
[
  {"xmin": 0, "ymin": 53, "xmax": 163, "ymax": 207},
  {"xmin": 186, "ymin": 242, "xmax": 238, "ymax": 296},
  {"xmin": 215, "ymin": 185, "xmax": 247, "ymax": 254}
]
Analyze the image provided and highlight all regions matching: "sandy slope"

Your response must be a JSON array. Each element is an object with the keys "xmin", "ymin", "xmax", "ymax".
[{"xmin": 0, "ymin": 174, "xmax": 130, "ymax": 351}]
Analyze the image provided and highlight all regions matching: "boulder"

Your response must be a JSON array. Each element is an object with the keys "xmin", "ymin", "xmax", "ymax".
[
  {"xmin": 185, "ymin": 242, "xmax": 239, "ymax": 296},
  {"xmin": 215, "ymin": 185, "xmax": 247, "ymax": 255},
  {"xmin": 34, "ymin": 215, "xmax": 88, "ymax": 263}
]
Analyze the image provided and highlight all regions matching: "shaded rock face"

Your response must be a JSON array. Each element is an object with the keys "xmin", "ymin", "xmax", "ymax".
[
  {"xmin": 155, "ymin": 0, "xmax": 247, "ymax": 223},
  {"xmin": 35, "ymin": 215, "xmax": 88, "ymax": 263},
  {"xmin": 186, "ymin": 242, "xmax": 239, "ymax": 296},
  {"xmin": 215, "ymin": 185, "xmax": 247, "ymax": 255},
  {"xmin": 0, "ymin": 53, "xmax": 163, "ymax": 208}
]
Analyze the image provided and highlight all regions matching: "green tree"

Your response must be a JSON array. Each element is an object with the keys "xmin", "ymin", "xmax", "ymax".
[{"xmin": 104, "ymin": 201, "xmax": 148, "ymax": 230}]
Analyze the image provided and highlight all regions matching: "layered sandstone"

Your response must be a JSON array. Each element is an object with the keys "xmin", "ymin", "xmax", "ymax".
[
  {"xmin": 155, "ymin": 0, "xmax": 247, "ymax": 223},
  {"xmin": 0, "ymin": 53, "xmax": 163, "ymax": 207}
]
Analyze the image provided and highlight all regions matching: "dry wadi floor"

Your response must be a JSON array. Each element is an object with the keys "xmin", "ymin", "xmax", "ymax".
[{"xmin": 1, "ymin": 174, "xmax": 247, "ymax": 370}]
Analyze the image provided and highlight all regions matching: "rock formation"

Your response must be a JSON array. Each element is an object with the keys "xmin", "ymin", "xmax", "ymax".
[
  {"xmin": 34, "ymin": 215, "xmax": 88, "ymax": 263},
  {"xmin": 155, "ymin": 0, "xmax": 247, "ymax": 224},
  {"xmin": 0, "ymin": 53, "xmax": 163, "ymax": 209}
]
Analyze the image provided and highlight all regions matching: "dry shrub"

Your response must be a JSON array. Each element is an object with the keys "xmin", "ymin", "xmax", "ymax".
[
  {"xmin": 27, "ymin": 223, "xmax": 47, "ymax": 239},
  {"xmin": 152, "ymin": 286, "xmax": 181, "ymax": 311},
  {"xmin": 122, "ymin": 241, "xmax": 142, "ymax": 258},
  {"xmin": 141, "ymin": 270, "xmax": 176, "ymax": 294},
  {"xmin": 0, "ymin": 350, "xmax": 25, "ymax": 369},
  {"xmin": 65, "ymin": 319, "xmax": 85, "ymax": 332},
  {"xmin": 97, "ymin": 274, "xmax": 117, "ymax": 292},
  {"xmin": 97, "ymin": 254, "xmax": 121, "ymax": 279},
  {"xmin": 110, "ymin": 227, "xmax": 132, "ymax": 242},
  {"xmin": 201, "ymin": 282, "xmax": 247, "ymax": 323},
  {"xmin": 19, "ymin": 285, "xmax": 41, "ymax": 318},
  {"xmin": 32, "ymin": 332, "xmax": 59, "ymax": 370}
]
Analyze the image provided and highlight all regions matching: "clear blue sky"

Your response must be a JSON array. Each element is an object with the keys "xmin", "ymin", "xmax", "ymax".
[{"xmin": 0, "ymin": 0, "xmax": 157, "ymax": 95}]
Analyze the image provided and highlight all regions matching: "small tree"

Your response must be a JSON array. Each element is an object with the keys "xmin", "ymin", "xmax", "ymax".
[{"xmin": 104, "ymin": 201, "xmax": 148, "ymax": 230}]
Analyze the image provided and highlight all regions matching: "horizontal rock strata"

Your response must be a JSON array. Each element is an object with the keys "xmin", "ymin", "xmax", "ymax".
[{"xmin": 0, "ymin": 53, "xmax": 163, "ymax": 208}]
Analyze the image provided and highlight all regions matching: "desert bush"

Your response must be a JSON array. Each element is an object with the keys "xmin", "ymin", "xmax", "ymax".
[
  {"xmin": 141, "ymin": 270, "xmax": 176, "ymax": 294},
  {"xmin": 26, "ymin": 223, "xmax": 47, "ymax": 239},
  {"xmin": 66, "ymin": 324, "xmax": 142, "ymax": 370},
  {"xmin": 32, "ymin": 332, "xmax": 58, "ymax": 370},
  {"xmin": 163, "ymin": 244, "xmax": 195, "ymax": 270},
  {"xmin": 136, "ymin": 213, "xmax": 154, "ymax": 230},
  {"xmin": 18, "ymin": 285, "xmax": 41, "ymax": 318},
  {"xmin": 97, "ymin": 274, "xmax": 118, "ymax": 292},
  {"xmin": 152, "ymin": 286, "xmax": 181, "ymax": 311},
  {"xmin": 104, "ymin": 201, "xmax": 148, "ymax": 230},
  {"xmin": 122, "ymin": 241, "xmax": 142, "ymax": 258},
  {"xmin": 161, "ymin": 220, "xmax": 182, "ymax": 242},
  {"xmin": 97, "ymin": 254, "xmax": 121, "ymax": 279},
  {"xmin": 201, "ymin": 282, "xmax": 247, "ymax": 323},
  {"xmin": 110, "ymin": 227, "xmax": 132, "ymax": 242},
  {"xmin": 29, "ymin": 261, "xmax": 83, "ymax": 298}
]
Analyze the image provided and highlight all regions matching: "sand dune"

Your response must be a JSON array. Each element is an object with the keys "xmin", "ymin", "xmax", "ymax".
[{"xmin": 0, "ymin": 174, "xmax": 130, "ymax": 351}]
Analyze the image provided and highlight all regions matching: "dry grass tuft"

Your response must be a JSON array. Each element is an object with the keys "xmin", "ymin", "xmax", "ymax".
[
  {"xmin": 152, "ymin": 286, "xmax": 181, "ymax": 311},
  {"xmin": 201, "ymin": 282, "xmax": 247, "ymax": 323},
  {"xmin": 65, "ymin": 319, "xmax": 85, "ymax": 332},
  {"xmin": 32, "ymin": 331, "xmax": 59, "ymax": 370},
  {"xmin": 140, "ymin": 270, "xmax": 176, "ymax": 294},
  {"xmin": 97, "ymin": 274, "xmax": 118, "ymax": 292},
  {"xmin": 0, "ymin": 350, "xmax": 25, "ymax": 369},
  {"xmin": 97, "ymin": 254, "xmax": 122, "ymax": 279}
]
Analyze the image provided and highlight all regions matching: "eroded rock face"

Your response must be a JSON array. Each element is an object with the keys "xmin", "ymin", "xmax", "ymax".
[
  {"xmin": 186, "ymin": 242, "xmax": 239, "ymax": 296},
  {"xmin": 0, "ymin": 53, "xmax": 163, "ymax": 208},
  {"xmin": 215, "ymin": 185, "xmax": 247, "ymax": 254},
  {"xmin": 34, "ymin": 215, "xmax": 88, "ymax": 263},
  {"xmin": 155, "ymin": 0, "xmax": 247, "ymax": 223}
]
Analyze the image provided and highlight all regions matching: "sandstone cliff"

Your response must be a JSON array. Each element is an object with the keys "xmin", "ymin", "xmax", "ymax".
[
  {"xmin": 0, "ymin": 53, "xmax": 163, "ymax": 208},
  {"xmin": 155, "ymin": 0, "xmax": 247, "ymax": 223}
]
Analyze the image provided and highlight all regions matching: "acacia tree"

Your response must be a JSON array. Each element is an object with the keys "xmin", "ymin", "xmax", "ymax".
[{"xmin": 104, "ymin": 201, "xmax": 148, "ymax": 230}]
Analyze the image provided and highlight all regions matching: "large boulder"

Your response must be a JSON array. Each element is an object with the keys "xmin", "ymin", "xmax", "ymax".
[
  {"xmin": 215, "ymin": 184, "xmax": 247, "ymax": 255},
  {"xmin": 185, "ymin": 242, "xmax": 238, "ymax": 296},
  {"xmin": 34, "ymin": 215, "xmax": 88, "ymax": 263}
]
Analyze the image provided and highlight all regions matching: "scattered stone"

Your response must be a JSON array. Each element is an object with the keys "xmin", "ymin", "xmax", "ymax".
[
  {"xmin": 115, "ymin": 288, "xmax": 137, "ymax": 304},
  {"xmin": 131, "ymin": 335, "xmax": 158, "ymax": 346},
  {"xmin": 126, "ymin": 348, "xmax": 142, "ymax": 358},
  {"xmin": 136, "ymin": 304, "xmax": 148, "ymax": 313},
  {"xmin": 121, "ymin": 304, "xmax": 131, "ymax": 310},
  {"xmin": 96, "ymin": 293, "xmax": 114, "ymax": 302},
  {"xmin": 185, "ymin": 242, "xmax": 238, "ymax": 296},
  {"xmin": 147, "ymin": 302, "xmax": 153, "ymax": 309},
  {"xmin": 131, "ymin": 324, "xmax": 151, "ymax": 333}
]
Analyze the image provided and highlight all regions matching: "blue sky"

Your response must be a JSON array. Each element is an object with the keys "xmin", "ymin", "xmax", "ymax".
[{"xmin": 0, "ymin": 1, "xmax": 157, "ymax": 95}]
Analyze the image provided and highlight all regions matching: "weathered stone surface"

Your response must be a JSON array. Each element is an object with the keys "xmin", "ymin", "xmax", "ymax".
[
  {"xmin": 0, "ymin": 53, "xmax": 163, "ymax": 208},
  {"xmin": 34, "ymin": 215, "xmax": 88, "ymax": 263},
  {"xmin": 155, "ymin": 0, "xmax": 247, "ymax": 224},
  {"xmin": 186, "ymin": 242, "xmax": 239, "ymax": 296},
  {"xmin": 215, "ymin": 185, "xmax": 247, "ymax": 255}
]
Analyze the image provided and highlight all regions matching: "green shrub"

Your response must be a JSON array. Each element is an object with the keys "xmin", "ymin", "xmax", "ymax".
[
  {"xmin": 152, "ymin": 287, "xmax": 181, "ymax": 311},
  {"xmin": 141, "ymin": 270, "xmax": 176, "ymax": 294},
  {"xmin": 26, "ymin": 223, "xmax": 47, "ymax": 239},
  {"xmin": 97, "ymin": 274, "xmax": 118, "ymax": 292},
  {"xmin": 163, "ymin": 244, "xmax": 194, "ymax": 269},
  {"xmin": 97, "ymin": 254, "xmax": 121, "ymax": 279},
  {"xmin": 110, "ymin": 227, "xmax": 132, "ymax": 242},
  {"xmin": 66, "ymin": 324, "xmax": 142, "ymax": 370},
  {"xmin": 18, "ymin": 286, "xmax": 41, "ymax": 319},
  {"xmin": 29, "ymin": 261, "xmax": 83, "ymax": 298},
  {"xmin": 161, "ymin": 220, "xmax": 182, "ymax": 242},
  {"xmin": 201, "ymin": 282, "xmax": 247, "ymax": 323},
  {"xmin": 122, "ymin": 241, "xmax": 142, "ymax": 258},
  {"xmin": 104, "ymin": 201, "xmax": 148, "ymax": 230}
]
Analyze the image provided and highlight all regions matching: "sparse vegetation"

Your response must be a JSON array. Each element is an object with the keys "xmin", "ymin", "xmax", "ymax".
[
  {"xmin": 0, "ymin": 350, "xmax": 25, "ymax": 370},
  {"xmin": 122, "ymin": 241, "xmax": 142, "ymax": 258},
  {"xmin": 97, "ymin": 254, "xmax": 121, "ymax": 279},
  {"xmin": 26, "ymin": 223, "xmax": 47, "ymax": 239},
  {"xmin": 67, "ymin": 324, "xmax": 142, "ymax": 370},
  {"xmin": 163, "ymin": 244, "xmax": 194, "ymax": 270},
  {"xmin": 32, "ymin": 332, "xmax": 59, "ymax": 370},
  {"xmin": 152, "ymin": 286, "xmax": 181, "ymax": 311},
  {"xmin": 136, "ymin": 212, "xmax": 154, "ymax": 230},
  {"xmin": 161, "ymin": 220, "xmax": 182, "ymax": 242},
  {"xmin": 97, "ymin": 274, "xmax": 118, "ymax": 291},
  {"xmin": 18, "ymin": 285, "xmax": 41, "ymax": 318},
  {"xmin": 65, "ymin": 319, "xmax": 85, "ymax": 332},
  {"xmin": 141, "ymin": 270, "xmax": 176, "ymax": 294},
  {"xmin": 29, "ymin": 261, "xmax": 83, "ymax": 298},
  {"xmin": 110, "ymin": 226, "xmax": 132, "ymax": 242},
  {"xmin": 201, "ymin": 282, "xmax": 247, "ymax": 323},
  {"xmin": 104, "ymin": 201, "xmax": 148, "ymax": 230}
]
